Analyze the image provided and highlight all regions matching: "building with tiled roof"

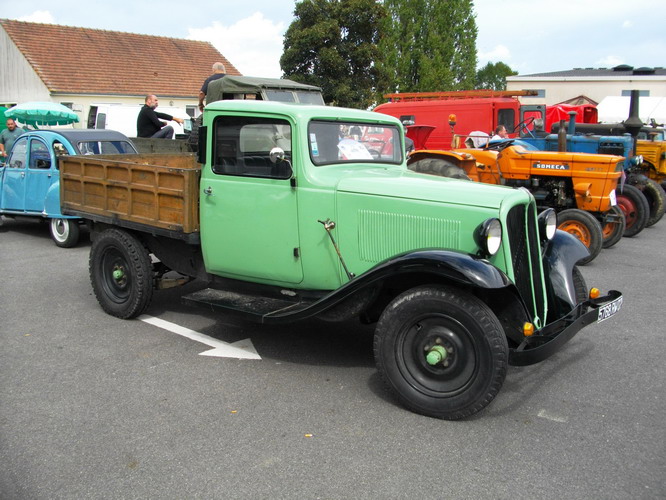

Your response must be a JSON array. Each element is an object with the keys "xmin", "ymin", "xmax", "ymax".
[
  {"xmin": 506, "ymin": 65, "xmax": 666, "ymax": 106},
  {"xmin": 0, "ymin": 19, "xmax": 241, "ymax": 128}
]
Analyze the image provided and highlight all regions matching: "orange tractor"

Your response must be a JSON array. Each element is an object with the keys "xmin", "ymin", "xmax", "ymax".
[{"xmin": 407, "ymin": 126, "xmax": 625, "ymax": 264}]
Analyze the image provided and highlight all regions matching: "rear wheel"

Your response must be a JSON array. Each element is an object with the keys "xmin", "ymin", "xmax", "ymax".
[
  {"xmin": 374, "ymin": 285, "xmax": 508, "ymax": 420},
  {"xmin": 639, "ymin": 178, "xmax": 666, "ymax": 227},
  {"xmin": 408, "ymin": 158, "xmax": 471, "ymax": 180},
  {"xmin": 616, "ymin": 184, "xmax": 649, "ymax": 237},
  {"xmin": 556, "ymin": 209, "xmax": 603, "ymax": 265},
  {"xmin": 49, "ymin": 218, "xmax": 80, "ymax": 248},
  {"xmin": 600, "ymin": 206, "xmax": 625, "ymax": 249},
  {"xmin": 89, "ymin": 228, "xmax": 154, "ymax": 319}
]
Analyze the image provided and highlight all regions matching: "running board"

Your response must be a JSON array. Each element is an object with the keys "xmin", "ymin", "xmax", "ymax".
[{"xmin": 182, "ymin": 288, "xmax": 314, "ymax": 321}]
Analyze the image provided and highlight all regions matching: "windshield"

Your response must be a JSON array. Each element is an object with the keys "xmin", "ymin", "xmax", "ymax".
[{"xmin": 308, "ymin": 120, "xmax": 403, "ymax": 165}]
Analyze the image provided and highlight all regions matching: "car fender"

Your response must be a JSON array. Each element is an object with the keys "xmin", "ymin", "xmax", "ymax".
[
  {"xmin": 264, "ymin": 249, "xmax": 515, "ymax": 322},
  {"xmin": 542, "ymin": 229, "xmax": 590, "ymax": 314}
]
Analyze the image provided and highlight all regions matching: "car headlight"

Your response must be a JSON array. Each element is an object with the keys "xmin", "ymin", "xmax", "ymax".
[
  {"xmin": 538, "ymin": 208, "xmax": 557, "ymax": 240},
  {"xmin": 630, "ymin": 155, "xmax": 643, "ymax": 166},
  {"xmin": 475, "ymin": 218, "xmax": 502, "ymax": 257}
]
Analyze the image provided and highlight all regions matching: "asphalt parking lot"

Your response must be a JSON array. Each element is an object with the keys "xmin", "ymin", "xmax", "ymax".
[{"xmin": 1, "ymin": 216, "xmax": 664, "ymax": 499}]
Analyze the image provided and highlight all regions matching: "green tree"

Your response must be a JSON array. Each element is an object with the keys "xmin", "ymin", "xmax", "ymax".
[
  {"xmin": 280, "ymin": 0, "xmax": 385, "ymax": 109},
  {"xmin": 376, "ymin": 0, "xmax": 478, "ymax": 96},
  {"xmin": 476, "ymin": 62, "xmax": 518, "ymax": 90}
]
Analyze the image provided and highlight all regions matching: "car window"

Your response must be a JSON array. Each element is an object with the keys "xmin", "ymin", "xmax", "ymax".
[
  {"xmin": 30, "ymin": 139, "xmax": 51, "ymax": 169},
  {"xmin": 212, "ymin": 116, "xmax": 292, "ymax": 179},
  {"xmin": 77, "ymin": 140, "xmax": 136, "ymax": 155},
  {"xmin": 7, "ymin": 137, "xmax": 28, "ymax": 169}
]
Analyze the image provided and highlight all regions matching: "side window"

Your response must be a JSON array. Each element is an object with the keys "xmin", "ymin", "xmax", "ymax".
[
  {"xmin": 212, "ymin": 116, "xmax": 292, "ymax": 179},
  {"xmin": 30, "ymin": 139, "xmax": 52, "ymax": 169},
  {"xmin": 497, "ymin": 109, "xmax": 515, "ymax": 132},
  {"xmin": 7, "ymin": 137, "xmax": 28, "ymax": 169}
]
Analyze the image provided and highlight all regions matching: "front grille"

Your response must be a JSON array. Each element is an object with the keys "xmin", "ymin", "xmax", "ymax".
[{"xmin": 506, "ymin": 203, "xmax": 546, "ymax": 324}]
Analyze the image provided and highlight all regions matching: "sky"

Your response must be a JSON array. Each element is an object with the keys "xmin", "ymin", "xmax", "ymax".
[{"xmin": 1, "ymin": 0, "xmax": 664, "ymax": 79}]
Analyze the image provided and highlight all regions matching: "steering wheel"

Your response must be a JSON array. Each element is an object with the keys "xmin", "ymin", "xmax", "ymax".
[
  {"xmin": 512, "ymin": 117, "xmax": 535, "ymax": 138},
  {"xmin": 485, "ymin": 139, "xmax": 515, "ymax": 151}
]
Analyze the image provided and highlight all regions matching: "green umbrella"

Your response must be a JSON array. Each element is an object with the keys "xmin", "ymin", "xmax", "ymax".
[{"xmin": 5, "ymin": 101, "xmax": 79, "ymax": 127}]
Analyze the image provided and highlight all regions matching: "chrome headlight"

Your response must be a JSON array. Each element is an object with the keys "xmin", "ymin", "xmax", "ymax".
[
  {"xmin": 630, "ymin": 155, "xmax": 643, "ymax": 166},
  {"xmin": 475, "ymin": 218, "xmax": 502, "ymax": 257},
  {"xmin": 538, "ymin": 208, "xmax": 557, "ymax": 240}
]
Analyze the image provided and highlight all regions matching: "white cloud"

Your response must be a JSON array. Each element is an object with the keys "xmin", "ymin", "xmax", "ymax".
[
  {"xmin": 187, "ymin": 13, "xmax": 285, "ymax": 78},
  {"xmin": 622, "ymin": 20, "xmax": 633, "ymax": 29},
  {"xmin": 596, "ymin": 55, "xmax": 624, "ymax": 67},
  {"xmin": 477, "ymin": 45, "xmax": 511, "ymax": 66},
  {"xmin": 18, "ymin": 10, "xmax": 55, "ymax": 24}
]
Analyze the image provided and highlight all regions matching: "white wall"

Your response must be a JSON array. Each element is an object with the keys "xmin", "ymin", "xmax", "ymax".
[
  {"xmin": 0, "ymin": 28, "xmax": 51, "ymax": 105},
  {"xmin": 507, "ymin": 76, "xmax": 666, "ymax": 106}
]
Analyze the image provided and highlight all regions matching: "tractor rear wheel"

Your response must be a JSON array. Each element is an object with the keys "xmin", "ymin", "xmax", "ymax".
[
  {"xmin": 616, "ymin": 184, "xmax": 649, "ymax": 237},
  {"xmin": 640, "ymin": 178, "xmax": 666, "ymax": 227},
  {"xmin": 408, "ymin": 158, "xmax": 471, "ymax": 180},
  {"xmin": 557, "ymin": 209, "xmax": 603, "ymax": 265}
]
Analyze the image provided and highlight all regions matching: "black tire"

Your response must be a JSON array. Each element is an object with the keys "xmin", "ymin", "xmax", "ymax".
[
  {"xmin": 640, "ymin": 178, "xmax": 666, "ymax": 227},
  {"xmin": 556, "ymin": 209, "xmax": 603, "ymax": 265},
  {"xmin": 599, "ymin": 206, "xmax": 625, "ymax": 249},
  {"xmin": 408, "ymin": 158, "xmax": 471, "ymax": 180},
  {"xmin": 49, "ymin": 218, "xmax": 80, "ymax": 248},
  {"xmin": 616, "ymin": 184, "xmax": 649, "ymax": 237},
  {"xmin": 374, "ymin": 285, "xmax": 508, "ymax": 420},
  {"xmin": 89, "ymin": 228, "xmax": 154, "ymax": 319}
]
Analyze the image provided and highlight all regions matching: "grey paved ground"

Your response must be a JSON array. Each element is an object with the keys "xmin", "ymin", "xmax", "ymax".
[{"xmin": 1, "ymin": 216, "xmax": 664, "ymax": 499}]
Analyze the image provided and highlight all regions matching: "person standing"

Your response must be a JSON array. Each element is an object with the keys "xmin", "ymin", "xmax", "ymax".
[
  {"xmin": 198, "ymin": 62, "xmax": 226, "ymax": 112},
  {"xmin": 136, "ymin": 95, "xmax": 183, "ymax": 139},
  {"xmin": 0, "ymin": 118, "xmax": 26, "ymax": 157}
]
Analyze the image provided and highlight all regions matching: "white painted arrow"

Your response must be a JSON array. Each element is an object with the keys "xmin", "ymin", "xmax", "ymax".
[{"xmin": 137, "ymin": 315, "xmax": 261, "ymax": 360}]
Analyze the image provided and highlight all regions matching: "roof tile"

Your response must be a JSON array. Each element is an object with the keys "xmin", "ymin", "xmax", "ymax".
[{"xmin": 1, "ymin": 19, "xmax": 242, "ymax": 98}]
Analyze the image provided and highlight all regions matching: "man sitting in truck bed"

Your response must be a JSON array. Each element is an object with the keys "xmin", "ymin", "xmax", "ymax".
[{"xmin": 137, "ymin": 95, "xmax": 184, "ymax": 139}]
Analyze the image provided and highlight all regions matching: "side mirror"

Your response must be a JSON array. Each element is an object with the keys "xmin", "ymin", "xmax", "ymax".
[
  {"xmin": 269, "ymin": 147, "xmax": 285, "ymax": 163},
  {"xmin": 269, "ymin": 147, "xmax": 293, "ymax": 180}
]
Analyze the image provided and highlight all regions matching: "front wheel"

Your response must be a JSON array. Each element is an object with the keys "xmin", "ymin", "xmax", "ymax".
[
  {"xmin": 557, "ymin": 209, "xmax": 603, "ymax": 265},
  {"xmin": 49, "ymin": 218, "xmax": 80, "ymax": 248},
  {"xmin": 616, "ymin": 184, "xmax": 649, "ymax": 237},
  {"xmin": 374, "ymin": 285, "xmax": 508, "ymax": 420},
  {"xmin": 600, "ymin": 206, "xmax": 625, "ymax": 249},
  {"xmin": 89, "ymin": 228, "xmax": 154, "ymax": 319}
]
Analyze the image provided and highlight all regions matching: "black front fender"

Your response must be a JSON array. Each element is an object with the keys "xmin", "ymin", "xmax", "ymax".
[
  {"xmin": 265, "ymin": 249, "xmax": 514, "ymax": 321},
  {"xmin": 542, "ymin": 229, "xmax": 590, "ymax": 316}
]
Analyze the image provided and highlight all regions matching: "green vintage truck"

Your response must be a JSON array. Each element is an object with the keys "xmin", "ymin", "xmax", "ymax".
[{"xmin": 60, "ymin": 100, "xmax": 622, "ymax": 419}]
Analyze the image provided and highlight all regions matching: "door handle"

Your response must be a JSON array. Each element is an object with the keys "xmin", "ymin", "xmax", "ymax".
[{"xmin": 203, "ymin": 186, "xmax": 213, "ymax": 196}]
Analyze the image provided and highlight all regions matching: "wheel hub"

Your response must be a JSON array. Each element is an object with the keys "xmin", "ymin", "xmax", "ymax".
[
  {"xmin": 425, "ymin": 341, "xmax": 454, "ymax": 367},
  {"xmin": 112, "ymin": 266, "xmax": 126, "ymax": 284}
]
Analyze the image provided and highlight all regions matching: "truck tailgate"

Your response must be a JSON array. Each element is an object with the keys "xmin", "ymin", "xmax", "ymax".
[{"xmin": 60, "ymin": 153, "xmax": 200, "ymax": 234}]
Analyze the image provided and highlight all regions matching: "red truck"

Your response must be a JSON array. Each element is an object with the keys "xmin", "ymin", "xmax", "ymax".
[{"xmin": 373, "ymin": 90, "xmax": 597, "ymax": 149}]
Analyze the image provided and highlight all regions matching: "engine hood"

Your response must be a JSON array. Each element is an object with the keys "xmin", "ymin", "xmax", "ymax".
[{"xmin": 334, "ymin": 166, "xmax": 526, "ymax": 209}]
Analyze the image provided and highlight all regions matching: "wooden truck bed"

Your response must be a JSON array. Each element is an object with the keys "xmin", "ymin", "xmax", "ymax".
[{"xmin": 60, "ymin": 153, "xmax": 201, "ymax": 238}]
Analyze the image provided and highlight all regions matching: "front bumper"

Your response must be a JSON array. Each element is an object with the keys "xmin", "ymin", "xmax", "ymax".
[{"xmin": 509, "ymin": 290, "xmax": 623, "ymax": 366}]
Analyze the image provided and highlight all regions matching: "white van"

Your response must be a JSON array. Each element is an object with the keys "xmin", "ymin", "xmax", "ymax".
[{"xmin": 87, "ymin": 104, "xmax": 193, "ymax": 138}]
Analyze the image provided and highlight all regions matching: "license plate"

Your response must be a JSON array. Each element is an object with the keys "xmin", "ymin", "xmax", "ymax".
[{"xmin": 597, "ymin": 296, "xmax": 623, "ymax": 323}]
